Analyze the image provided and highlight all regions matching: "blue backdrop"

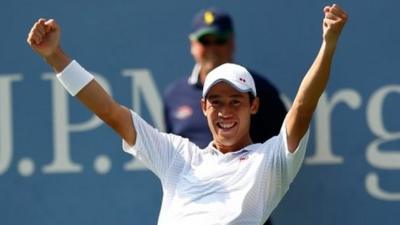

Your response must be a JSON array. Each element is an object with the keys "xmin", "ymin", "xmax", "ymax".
[{"xmin": 1, "ymin": 0, "xmax": 399, "ymax": 224}]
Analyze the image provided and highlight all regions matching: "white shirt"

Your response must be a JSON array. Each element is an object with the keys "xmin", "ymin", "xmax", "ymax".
[
  {"xmin": 123, "ymin": 111, "xmax": 309, "ymax": 225},
  {"xmin": 56, "ymin": 60, "xmax": 309, "ymax": 224}
]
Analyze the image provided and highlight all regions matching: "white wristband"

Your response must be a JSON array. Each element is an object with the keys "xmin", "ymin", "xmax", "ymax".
[{"xmin": 56, "ymin": 60, "xmax": 94, "ymax": 96}]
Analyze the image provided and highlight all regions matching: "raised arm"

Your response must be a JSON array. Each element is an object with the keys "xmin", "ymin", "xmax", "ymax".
[
  {"xmin": 286, "ymin": 4, "xmax": 348, "ymax": 152},
  {"xmin": 27, "ymin": 19, "xmax": 136, "ymax": 146}
]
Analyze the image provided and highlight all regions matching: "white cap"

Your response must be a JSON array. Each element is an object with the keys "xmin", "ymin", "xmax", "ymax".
[{"xmin": 202, "ymin": 63, "xmax": 257, "ymax": 97}]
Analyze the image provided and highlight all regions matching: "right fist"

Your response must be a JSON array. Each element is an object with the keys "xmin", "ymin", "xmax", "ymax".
[
  {"xmin": 322, "ymin": 4, "xmax": 348, "ymax": 46},
  {"xmin": 27, "ymin": 18, "xmax": 61, "ymax": 58}
]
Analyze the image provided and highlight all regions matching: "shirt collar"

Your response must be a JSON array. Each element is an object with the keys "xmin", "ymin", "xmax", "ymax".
[
  {"xmin": 187, "ymin": 63, "xmax": 202, "ymax": 86},
  {"xmin": 204, "ymin": 141, "xmax": 256, "ymax": 156}
]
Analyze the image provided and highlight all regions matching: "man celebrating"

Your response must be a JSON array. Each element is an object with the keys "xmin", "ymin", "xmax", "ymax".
[
  {"xmin": 163, "ymin": 8, "xmax": 287, "ymax": 150},
  {"xmin": 27, "ymin": 4, "xmax": 347, "ymax": 225},
  {"xmin": 164, "ymin": 9, "xmax": 287, "ymax": 225}
]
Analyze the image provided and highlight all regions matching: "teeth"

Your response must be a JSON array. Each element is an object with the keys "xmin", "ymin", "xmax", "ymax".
[{"xmin": 218, "ymin": 122, "xmax": 235, "ymax": 129}]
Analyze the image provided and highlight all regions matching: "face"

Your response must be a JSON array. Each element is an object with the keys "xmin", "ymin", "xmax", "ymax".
[
  {"xmin": 191, "ymin": 34, "xmax": 235, "ymax": 76},
  {"xmin": 201, "ymin": 82, "xmax": 259, "ymax": 153}
]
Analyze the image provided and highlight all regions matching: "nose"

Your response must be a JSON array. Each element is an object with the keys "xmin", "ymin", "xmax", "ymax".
[{"xmin": 218, "ymin": 107, "xmax": 233, "ymax": 118}]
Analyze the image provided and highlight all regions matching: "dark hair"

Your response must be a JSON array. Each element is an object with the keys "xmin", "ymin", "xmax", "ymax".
[{"xmin": 248, "ymin": 93, "xmax": 256, "ymax": 104}]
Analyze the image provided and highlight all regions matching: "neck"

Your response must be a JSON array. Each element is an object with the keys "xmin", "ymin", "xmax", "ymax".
[
  {"xmin": 199, "ymin": 65, "xmax": 211, "ymax": 85},
  {"xmin": 213, "ymin": 135, "xmax": 253, "ymax": 154}
]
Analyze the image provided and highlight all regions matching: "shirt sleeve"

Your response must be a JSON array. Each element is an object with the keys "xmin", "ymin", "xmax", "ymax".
[
  {"xmin": 262, "ymin": 119, "xmax": 309, "ymax": 190},
  {"xmin": 280, "ymin": 120, "xmax": 309, "ymax": 183},
  {"xmin": 259, "ymin": 120, "xmax": 309, "ymax": 215},
  {"xmin": 122, "ymin": 110, "xmax": 187, "ymax": 180}
]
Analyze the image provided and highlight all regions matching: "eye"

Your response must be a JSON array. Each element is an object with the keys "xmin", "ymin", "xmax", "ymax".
[
  {"xmin": 232, "ymin": 99, "xmax": 241, "ymax": 106},
  {"xmin": 210, "ymin": 100, "xmax": 221, "ymax": 107}
]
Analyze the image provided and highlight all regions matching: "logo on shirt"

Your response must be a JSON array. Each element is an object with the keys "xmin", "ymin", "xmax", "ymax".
[
  {"xmin": 174, "ymin": 105, "xmax": 193, "ymax": 120},
  {"xmin": 239, "ymin": 153, "xmax": 249, "ymax": 162}
]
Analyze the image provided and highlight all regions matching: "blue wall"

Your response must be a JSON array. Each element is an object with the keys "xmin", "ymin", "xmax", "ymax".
[{"xmin": 1, "ymin": 0, "xmax": 399, "ymax": 224}]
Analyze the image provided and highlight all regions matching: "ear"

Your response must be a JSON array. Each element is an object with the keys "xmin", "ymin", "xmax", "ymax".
[
  {"xmin": 201, "ymin": 98, "xmax": 208, "ymax": 116},
  {"xmin": 190, "ymin": 39, "xmax": 197, "ymax": 57},
  {"xmin": 250, "ymin": 97, "xmax": 259, "ymax": 115}
]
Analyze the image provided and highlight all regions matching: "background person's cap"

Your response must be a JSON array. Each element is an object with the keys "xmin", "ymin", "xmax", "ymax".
[
  {"xmin": 202, "ymin": 63, "xmax": 257, "ymax": 97},
  {"xmin": 189, "ymin": 8, "xmax": 234, "ymax": 40}
]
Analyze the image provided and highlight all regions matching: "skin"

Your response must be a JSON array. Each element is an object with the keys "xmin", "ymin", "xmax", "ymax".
[
  {"xmin": 190, "ymin": 34, "xmax": 234, "ymax": 85},
  {"xmin": 26, "ymin": 4, "xmax": 348, "ymax": 153},
  {"xmin": 201, "ymin": 83, "xmax": 259, "ymax": 153}
]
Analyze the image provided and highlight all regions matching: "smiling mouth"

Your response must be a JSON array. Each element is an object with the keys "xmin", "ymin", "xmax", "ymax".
[{"xmin": 217, "ymin": 122, "xmax": 236, "ymax": 130}]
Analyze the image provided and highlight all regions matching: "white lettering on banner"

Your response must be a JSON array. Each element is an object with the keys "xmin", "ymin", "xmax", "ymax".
[
  {"xmin": 366, "ymin": 173, "xmax": 400, "ymax": 201},
  {"xmin": 122, "ymin": 69, "xmax": 165, "ymax": 171},
  {"xmin": 279, "ymin": 94, "xmax": 292, "ymax": 110},
  {"xmin": 365, "ymin": 85, "xmax": 400, "ymax": 201},
  {"xmin": 306, "ymin": 90, "xmax": 362, "ymax": 164},
  {"xmin": 0, "ymin": 74, "xmax": 22, "ymax": 175},
  {"xmin": 281, "ymin": 91, "xmax": 362, "ymax": 165},
  {"xmin": 41, "ymin": 72, "xmax": 112, "ymax": 173},
  {"xmin": 122, "ymin": 69, "xmax": 165, "ymax": 131}
]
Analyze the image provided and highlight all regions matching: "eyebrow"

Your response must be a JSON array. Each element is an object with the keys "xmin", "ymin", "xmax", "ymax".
[{"xmin": 206, "ymin": 94, "xmax": 245, "ymax": 100}]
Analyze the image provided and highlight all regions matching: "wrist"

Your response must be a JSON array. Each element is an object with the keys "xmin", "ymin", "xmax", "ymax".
[
  {"xmin": 321, "ymin": 40, "xmax": 337, "ymax": 55},
  {"xmin": 56, "ymin": 60, "xmax": 94, "ymax": 96},
  {"xmin": 44, "ymin": 47, "xmax": 72, "ymax": 73}
]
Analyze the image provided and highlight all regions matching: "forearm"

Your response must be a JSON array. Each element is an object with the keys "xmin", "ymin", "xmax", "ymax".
[
  {"xmin": 44, "ymin": 46, "xmax": 72, "ymax": 73},
  {"xmin": 46, "ymin": 51, "xmax": 136, "ymax": 145},
  {"xmin": 293, "ymin": 41, "xmax": 335, "ymax": 115},
  {"xmin": 76, "ymin": 81, "xmax": 135, "ymax": 146},
  {"xmin": 27, "ymin": 18, "xmax": 136, "ymax": 145},
  {"xmin": 45, "ymin": 48, "xmax": 121, "ymax": 121},
  {"xmin": 286, "ymin": 41, "xmax": 336, "ymax": 151}
]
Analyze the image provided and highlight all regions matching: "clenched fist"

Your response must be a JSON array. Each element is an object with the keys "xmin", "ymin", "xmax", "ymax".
[
  {"xmin": 27, "ymin": 18, "xmax": 70, "ymax": 72},
  {"xmin": 27, "ymin": 18, "xmax": 61, "ymax": 58},
  {"xmin": 322, "ymin": 4, "xmax": 348, "ymax": 47}
]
